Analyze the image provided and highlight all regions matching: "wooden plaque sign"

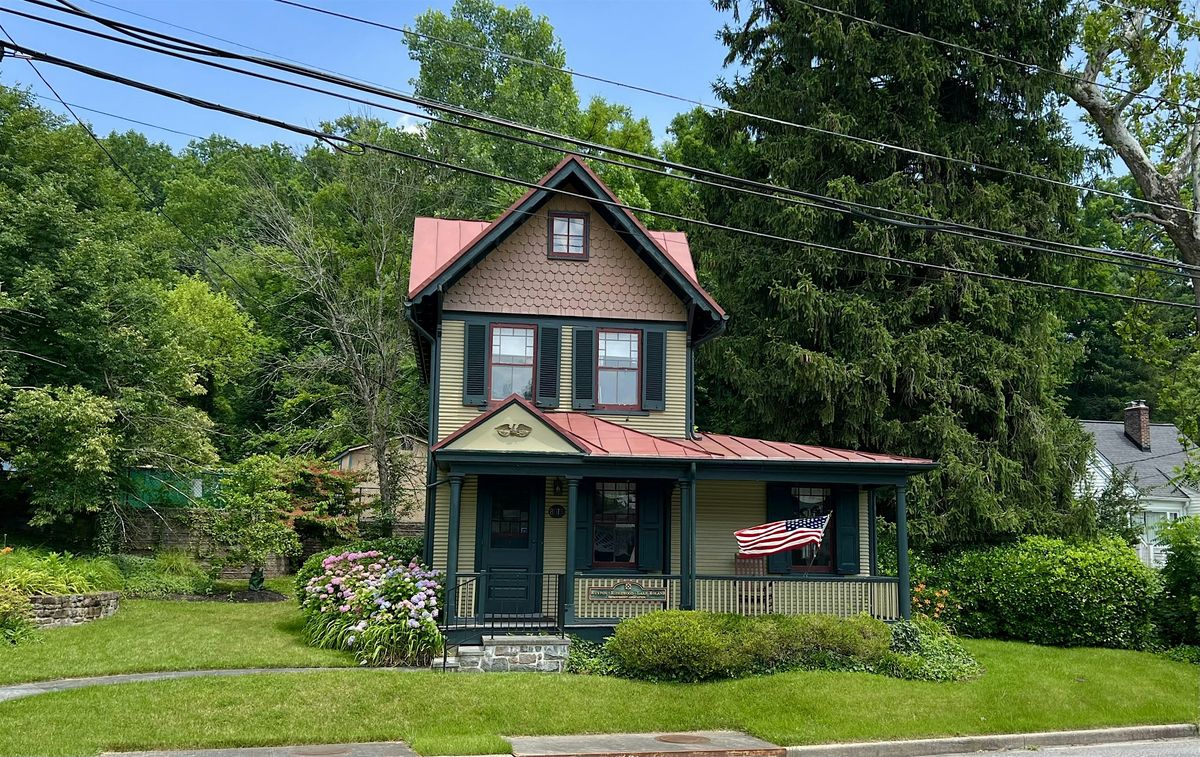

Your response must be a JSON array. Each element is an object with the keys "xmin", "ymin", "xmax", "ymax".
[{"xmin": 586, "ymin": 580, "xmax": 667, "ymax": 603}]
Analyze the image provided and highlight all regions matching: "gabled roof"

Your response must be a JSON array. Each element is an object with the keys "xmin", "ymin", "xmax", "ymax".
[
  {"xmin": 1081, "ymin": 420, "xmax": 1196, "ymax": 498},
  {"xmin": 407, "ymin": 156, "xmax": 724, "ymax": 324},
  {"xmin": 434, "ymin": 395, "xmax": 935, "ymax": 469}
]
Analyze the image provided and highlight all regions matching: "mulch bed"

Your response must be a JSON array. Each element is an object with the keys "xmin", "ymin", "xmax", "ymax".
[{"xmin": 169, "ymin": 590, "xmax": 289, "ymax": 603}]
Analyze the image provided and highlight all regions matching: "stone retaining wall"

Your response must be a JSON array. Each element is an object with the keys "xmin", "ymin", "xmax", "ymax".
[
  {"xmin": 457, "ymin": 635, "xmax": 570, "ymax": 673},
  {"xmin": 28, "ymin": 592, "xmax": 120, "ymax": 629}
]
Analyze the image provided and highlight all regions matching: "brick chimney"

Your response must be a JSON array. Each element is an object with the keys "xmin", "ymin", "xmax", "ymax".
[{"xmin": 1124, "ymin": 400, "xmax": 1151, "ymax": 451}]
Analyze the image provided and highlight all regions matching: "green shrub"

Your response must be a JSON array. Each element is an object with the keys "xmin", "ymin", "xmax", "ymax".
[
  {"xmin": 565, "ymin": 636, "xmax": 623, "ymax": 676},
  {"xmin": 294, "ymin": 537, "xmax": 423, "ymax": 601},
  {"xmin": 886, "ymin": 617, "xmax": 981, "ymax": 681},
  {"xmin": 0, "ymin": 549, "xmax": 123, "ymax": 595},
  {"xmin": 111, "ymin": 552, "xmax": 213, "ymax": 598},
  {"xmin": 0, "ymin": 586, "xmax": 36, "ymax": 645},
  {"xmin": 937, "ymin": 536, "xmax": 1159, "ymax": 649},
  {"xmin": 1162, "ymin": 645, "xmax": 1200, "ymax": 665},
  {"xmin": 1156, "ymin": 517, "xmax": 1200, "ymax": 647},
  {"xmin": 605, "ymin": 611, "xmax": 938, "ymax": 683}
]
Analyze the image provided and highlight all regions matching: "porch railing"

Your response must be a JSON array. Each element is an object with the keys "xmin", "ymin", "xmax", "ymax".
[
  {"xmin": 441, "ymin": 571, "xmax": 565, "ymax": 632},
  {"xmin": 572, "ymin": 574, "xmax": 901, "ymax": 623}
]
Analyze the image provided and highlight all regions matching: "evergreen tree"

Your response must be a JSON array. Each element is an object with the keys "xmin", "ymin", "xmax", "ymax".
[{"xmin": 685, "ymin": 0, "xmax": 1093, "ymax": 547}]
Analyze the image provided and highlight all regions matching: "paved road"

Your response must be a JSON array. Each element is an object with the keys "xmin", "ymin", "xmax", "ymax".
[{"xmin": 929, "ymin": 738, "xmax": 1200, "ymax": 757}]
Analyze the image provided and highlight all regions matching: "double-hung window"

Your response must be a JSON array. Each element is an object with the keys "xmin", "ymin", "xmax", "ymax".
[
  {"xmin": 548, "ymin": 212, "xmax": 588, "ymax": 259},
  {"xmin": 597, "ymin": 329, "xmax": 639, "ymax": 409},
  {"xmin": 593, "ymin": 481, "xmax": 637, "ymax": 567},
  {"xmin": 489, "ymin": 325, "xmax": 535, "ymax": 401}
]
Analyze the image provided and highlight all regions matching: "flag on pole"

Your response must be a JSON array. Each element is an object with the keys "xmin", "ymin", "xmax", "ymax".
[{"xmin": 735, "ymin": 515, "xmax": 831, "ymax": 556}]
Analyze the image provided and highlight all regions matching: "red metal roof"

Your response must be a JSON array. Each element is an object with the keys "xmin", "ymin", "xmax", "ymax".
[
  {"xmin": 434, "ymin": 395, "xmax": 933, "ymax": 467},
  {"xmin": 407, "ymin": 156, "xmax": 720, "ymax": 316}
]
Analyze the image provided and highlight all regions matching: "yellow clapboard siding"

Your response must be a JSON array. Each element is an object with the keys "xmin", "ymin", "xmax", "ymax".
[
  {"xmin": 695, "ymin": 480, "xmax": 767, "ymax": 575},
  {"xmin": 430, "ymin": 475, "xmax": 478, "ymax": 574},
  {"xmin": 438, "ymin": 321, "xmax": 689, "ymax": 443},
  {"xmin": 543, "ymin": 477, "xmax": 568, "ymax": 574},
  {"xmin": 436, "ymin": 320, "xmax": 483, "ymax": 442}
]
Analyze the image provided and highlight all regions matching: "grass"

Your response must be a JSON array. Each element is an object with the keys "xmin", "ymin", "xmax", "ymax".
[
  {"xmin": 210, "ymin": 574, "xmax": 295, "ymax": 596},
  {"xmin": 0, "ymin": 600, "xmax": 353, "ymax": 685},
  {"xmin": 0, "ymin": 639, "xmax": 1195, "ymax": 756}
]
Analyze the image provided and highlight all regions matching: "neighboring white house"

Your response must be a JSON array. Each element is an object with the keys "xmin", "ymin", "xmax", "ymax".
[
  {"xmin": 331, "ymin": 435, "xmax": 428, "ymax": 536},
  {"xmin": 1080, "ymin": 401, "xmax": 1199, "ymax": 567}
]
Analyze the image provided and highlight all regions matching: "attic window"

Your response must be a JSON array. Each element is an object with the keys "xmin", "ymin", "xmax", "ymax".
[{"xmin": 548, "ymin": 212, "xmax": 588, "ymax": 259}]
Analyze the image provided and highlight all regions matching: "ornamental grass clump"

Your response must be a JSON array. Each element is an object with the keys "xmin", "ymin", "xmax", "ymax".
[{"xmin": 301, "ymin": 550, "xmax": 443, "ymax": 666}]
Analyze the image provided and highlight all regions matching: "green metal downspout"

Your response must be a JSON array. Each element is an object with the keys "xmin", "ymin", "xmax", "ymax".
[
  {"xmin": 563, "ymin": 477, "xmax": 580, "ymax": 625},
  {"xmin": 446, "ymin": 474, "xmax": 463, "ymax": 623},
  {"xmin": 896, "ymin": 483, "xmax": 911, "ymax": 621}
]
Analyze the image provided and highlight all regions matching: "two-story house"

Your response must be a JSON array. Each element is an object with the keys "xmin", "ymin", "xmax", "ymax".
[{"xmin": 405, "ymin": 156, "xmax": 934, "ymax": 638}]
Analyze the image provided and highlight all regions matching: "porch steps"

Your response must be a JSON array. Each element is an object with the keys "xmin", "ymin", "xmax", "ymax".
[
  {"xmin": 434, "ymin": 645, "xmax": 484, "ymax": 672},
  {"xmin": 507, "ymin": 731, "xmax": 786, "ymax": 757}
]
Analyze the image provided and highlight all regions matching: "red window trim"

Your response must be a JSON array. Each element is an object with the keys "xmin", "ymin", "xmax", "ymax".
[
  {"xmin": 592, "ymin": 480, "xmax": 638, "ymax": 569},
  {"xmin": 547, "ymin": 211, "xmax": 589, "ymax": 260},
  {"xmin": 487, "ymin": 322, "xmax": 537, "ymax": 404},
  {"xmin": 595, "ymin": 328, "xmax": 641, "ymax": 411}
]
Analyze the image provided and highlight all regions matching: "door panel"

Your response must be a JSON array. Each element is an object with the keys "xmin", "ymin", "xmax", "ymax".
[{"xmin": 478, "ymin": 477, "xmax": 544, "ymax": 616}]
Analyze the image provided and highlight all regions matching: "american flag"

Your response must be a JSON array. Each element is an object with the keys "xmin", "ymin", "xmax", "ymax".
[{"xmin": 735, "ymin": 515, "xmax": 831, "ymax": 556}]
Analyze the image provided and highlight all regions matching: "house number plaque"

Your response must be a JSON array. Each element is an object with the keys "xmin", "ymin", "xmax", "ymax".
[{"xmin": 587, "ymin": 580, "xmax": 667, "ymax": 603}]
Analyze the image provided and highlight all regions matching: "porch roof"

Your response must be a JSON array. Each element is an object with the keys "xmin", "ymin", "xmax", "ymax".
[{"xmin": 433, "ymin": 395, "xmax": 934, "ymax": 469}]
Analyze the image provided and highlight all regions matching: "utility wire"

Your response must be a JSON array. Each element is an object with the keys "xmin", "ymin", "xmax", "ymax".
[
  {"xmin": 1089, "ymin": 0, "xmax": 1200, "ymax": 38},
  {"xmin": 14, "ymin": 2, "xmax": 1199, "ymax": 278},
  {"xmin": 0, "ymin": 23, "xmax": 266, "ymax": 312},
  {"xmin": 270, "ymin": 0, "xmax": 1200, "ymax": 220},
  {"xmin": 32, "ymin": 92, "xmax": 207, "ymax": 139},
  {"xmin": 3, "ymin": 38, "xmax": 1197, "ymax": 314}
]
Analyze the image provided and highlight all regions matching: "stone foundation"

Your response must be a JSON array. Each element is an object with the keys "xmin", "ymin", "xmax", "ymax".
[
  {"xmin": 455, "ymin": 635, "xmax": 570, "ymax": 673},
  {"xmin": 28, "ymin": 592, "xmax": 120, "ymax": 629}
]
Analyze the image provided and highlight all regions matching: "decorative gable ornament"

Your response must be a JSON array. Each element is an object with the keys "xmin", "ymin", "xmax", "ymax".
[{"xmin": 495, "ymin": 423, "xmax": 532, "ymax": 439}]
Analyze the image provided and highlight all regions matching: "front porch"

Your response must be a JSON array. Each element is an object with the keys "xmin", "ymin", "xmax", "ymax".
[{"xmin": 442, "ymin": 570, "xmax": 904, "ymax": 635}]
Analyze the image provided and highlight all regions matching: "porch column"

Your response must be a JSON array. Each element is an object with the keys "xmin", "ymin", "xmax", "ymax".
[
  {"xmin": 896, "ymin": 482, "xmax": 911, "ymax": 621},
  {"xmin": 679, "ymin": 478, "xmax": 695, "ymax": 610},
  {"xmin": 445, "ymin": 474, "xmax": 463, "ymax": 623},
  {"xmin": 563, "ymin": 477, "xmax": 580, "ymax": 624}
]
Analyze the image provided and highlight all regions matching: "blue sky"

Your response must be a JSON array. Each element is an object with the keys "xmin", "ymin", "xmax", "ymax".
[{"xmin": 0, "ymin": 0, "xmax": 736, "ymax": 151}]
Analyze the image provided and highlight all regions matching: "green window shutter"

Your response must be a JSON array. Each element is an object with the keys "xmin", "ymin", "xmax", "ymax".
[
  {"xmin": 572, "ymin": 328, "xmax": 595, "ymax": 409},
  {"xmin": 574, "ymin": 484, "xmax": 593, "ymax": 570},
  {"xmin": 636, "ymin": 481, "xmax": 664, "ymax": 572},
  {"xmin": 536, "ymin": 325, "xmax": 560, "ymax": 408},
  {"xmin": 462, "ymin": 322, "xmax": 487, "ymax": 407},
  {"xmin": 642, "ymin": 329, "xmax": 666, "ymax": 411},
  {"xmin": 765, "ymin": 483, "xmax": 794, "ymax": 575},
  {"xmin": 834, "ymin": 487, "xmax": 860, "ymax": 575}
]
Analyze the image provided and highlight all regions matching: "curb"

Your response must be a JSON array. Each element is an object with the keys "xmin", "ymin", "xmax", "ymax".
[{"xmin": 784, "ymin": 724, "xmax": 1199, "ymax": 756}]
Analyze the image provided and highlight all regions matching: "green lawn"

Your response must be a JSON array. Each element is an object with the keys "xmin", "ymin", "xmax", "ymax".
[
  {"xmin": 0, "ymin": 599, "xmax": 352, "ymax": 685},
  {"xmin": 0, "ymin": 639, "xmax": 1195, "ymax": 756}
]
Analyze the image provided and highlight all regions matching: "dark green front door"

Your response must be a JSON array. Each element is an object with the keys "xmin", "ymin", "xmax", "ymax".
[{"xmin": 477, "ymin": 476, "xmax": 544, "ymax": 616}]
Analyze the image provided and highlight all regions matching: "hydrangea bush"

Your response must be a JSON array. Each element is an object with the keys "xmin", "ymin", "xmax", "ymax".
[{"xmin": 300, "ymin": 550, "xmax": 443, "ymax": 666}]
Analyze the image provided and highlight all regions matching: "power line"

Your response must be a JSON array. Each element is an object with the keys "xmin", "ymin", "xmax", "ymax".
[
  {"xmin": 32, "ymin": 92, "xmax": 207, "ymax": 139},
  {"xmin": 270, "ymin": 0, "xmax": 1200, "ymax": 221},
  {"xmin": 4, "ymin": 37, "xmax": 1197, "ymax": 314},
  {"xmin": 14, "ymin": 2, "xmax": 1199, "ymax": 279},
  {"xmin": 1089, "ymin": 0, "xmax": 1200, "ymax": 38}
]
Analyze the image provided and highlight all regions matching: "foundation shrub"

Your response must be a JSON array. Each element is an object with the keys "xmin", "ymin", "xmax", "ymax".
[
  {"xmin": 606, "ymin": 611, "xmax": 973, "ymax": 683},
  {"xmin": 300, "ymin": 550, "xmax": 442, "ymax": 666}
]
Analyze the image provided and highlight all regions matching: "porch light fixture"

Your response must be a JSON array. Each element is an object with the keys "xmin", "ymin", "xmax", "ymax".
[{"xmin": 553, "ymin": 477, "xmax": 565, "ymax": 496}]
